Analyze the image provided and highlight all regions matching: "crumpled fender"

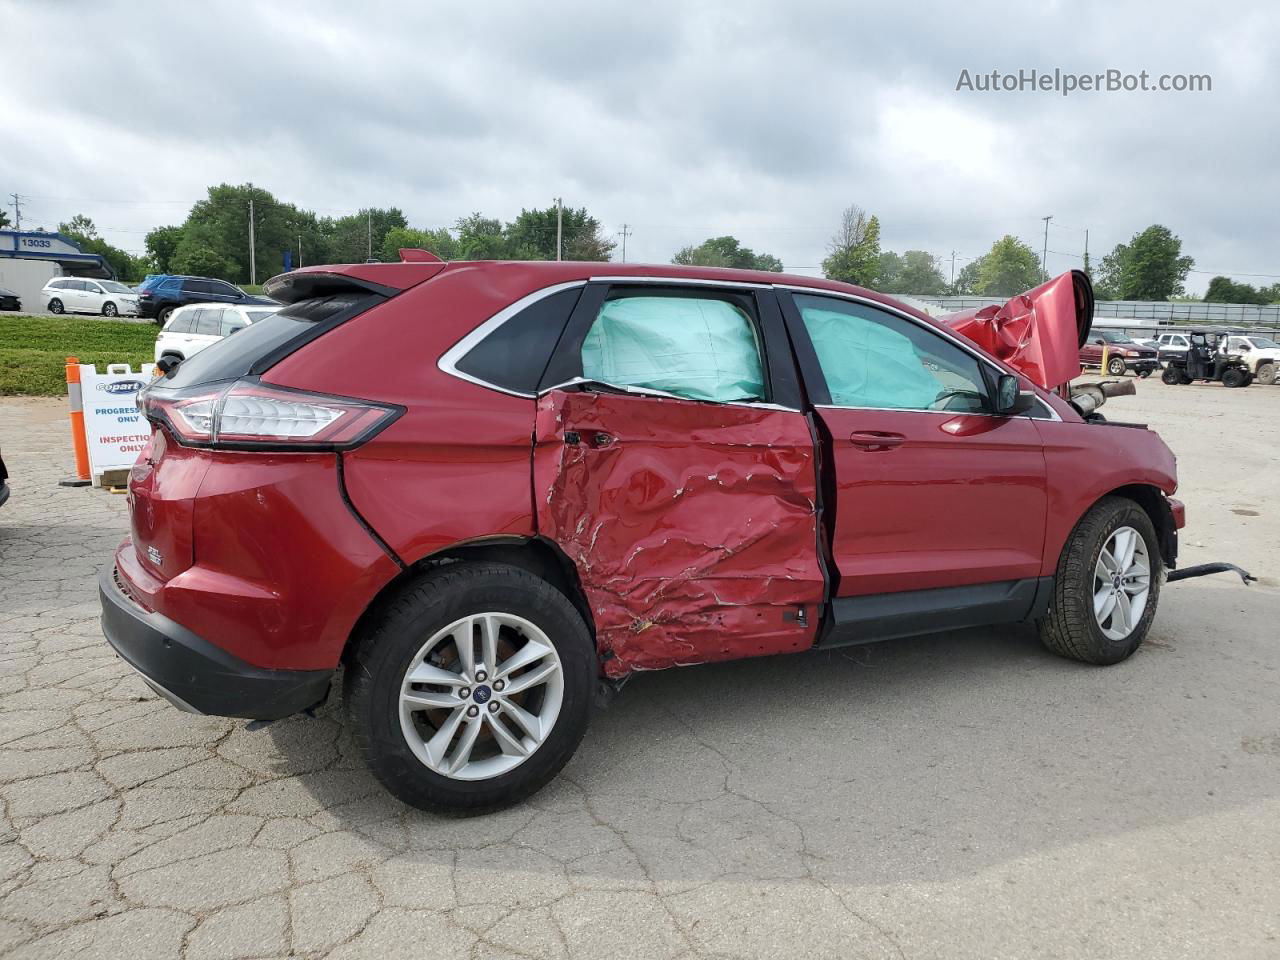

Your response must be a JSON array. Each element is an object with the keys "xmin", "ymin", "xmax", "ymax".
[{"xmin": 941, "ymin": 270, "xmax": 1092, "ymax": 391}]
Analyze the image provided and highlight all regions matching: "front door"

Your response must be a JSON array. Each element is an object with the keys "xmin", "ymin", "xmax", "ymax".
[
  {"xmin": 780, "ymin": 291, "xmax": 1048, "ymax": 601},
  {"xmin": 533, "ymin": 284, "xmax": 824, "ymax": 677}
]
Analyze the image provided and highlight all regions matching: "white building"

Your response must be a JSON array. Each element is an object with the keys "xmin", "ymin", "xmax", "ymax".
[{"xmin": 0, "ymin": 230, "xmax": 115, "ymax": 311}]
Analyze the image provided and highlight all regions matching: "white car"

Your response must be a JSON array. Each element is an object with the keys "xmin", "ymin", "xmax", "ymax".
[
  {"xmin": 154, "ymin": 303, "xmax": 281, "ymax": 363},
  {"xmin": 1225, "ymin": 334, "xmax": 1280, "ymax": 385},
  {"xmin": 42, "ymin": 277, "xmax": 141, "ymax": 317},
  {"xmin": 1153, "ymin": 331, "xmax": 1191, "ymax": 360}
]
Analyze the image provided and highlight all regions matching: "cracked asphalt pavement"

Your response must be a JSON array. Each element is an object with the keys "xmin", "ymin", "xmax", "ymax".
[{"xmin": 2, "ymin": 382, "xmax": 1278, "ymax": 959}]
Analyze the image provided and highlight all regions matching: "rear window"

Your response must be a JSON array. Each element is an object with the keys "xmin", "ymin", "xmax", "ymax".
[
  {"xmin": 165, "ymin": 308, "xmax": 197, "ymax": 334},
  {"xmin": 160, "ymin": 292, "xmax": 382, "ymax": 388}
]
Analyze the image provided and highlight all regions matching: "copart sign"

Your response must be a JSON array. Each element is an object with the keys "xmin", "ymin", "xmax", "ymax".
[{"xmin": 80, "ymin": 363, "xmax": 156, "ymax": 482}]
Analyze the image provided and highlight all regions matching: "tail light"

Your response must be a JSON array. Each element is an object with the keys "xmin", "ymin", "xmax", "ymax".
[{"xmin": 138, "ymin": 379, "xmax": 401, "ymax": 451}]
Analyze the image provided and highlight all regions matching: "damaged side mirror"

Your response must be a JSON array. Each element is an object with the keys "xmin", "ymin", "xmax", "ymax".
[{"xmin": 994, "ymin": 374, "xmax": 1034, "ymax": 416}]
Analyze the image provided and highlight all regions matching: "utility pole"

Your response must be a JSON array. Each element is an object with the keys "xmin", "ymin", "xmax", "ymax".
[
  {"xmin": 248, "ymin": 199, "xmax": 256, "ymax": 285},
  {"xmin": 1041, "ymin": 215, "xmax": 1053, "ymax": 278},
  {"xmin": 298, "ymin": 232, "xmax": 303, "ymax": 269},
  {"xmin": 617, "ymin": 224, "xmax": 632, "ymax": 263},
  {"xmin": 366, "ymin": 211, "xmax": 372, "ymax": 260},
  {"xmin": 9, "ymin": 193, "xmax": 23, "ymax": 232},
  {"xmin": 1083, "ymin": 228, "xmax": 1090, "ymax": 275},
  {"xmin": 949, "ymin": 250, "xmax": 956, "ymax": 288},
  {"xmin": 554, "ymin": 197, "xmax": 563, "ymax": 261}
]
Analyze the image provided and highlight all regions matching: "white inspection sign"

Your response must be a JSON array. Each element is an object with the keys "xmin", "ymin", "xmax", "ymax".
[{"xmin": 79, "ymin": 363, "xmax": 156, "ymax": 484}]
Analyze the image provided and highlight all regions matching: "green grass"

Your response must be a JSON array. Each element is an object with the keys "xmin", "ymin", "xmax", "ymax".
[{"xmin": 0, "ymin": 315, "xmax": 157, "ymax": 396}]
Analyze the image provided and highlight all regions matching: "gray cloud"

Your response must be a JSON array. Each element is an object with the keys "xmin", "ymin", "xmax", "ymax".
[{"xmin": 3, "ymin": 0, "xmax": 1276, "ymax": 292}]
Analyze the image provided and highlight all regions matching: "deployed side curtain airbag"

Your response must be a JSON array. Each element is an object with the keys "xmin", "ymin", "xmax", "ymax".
[
  {"xmin": 800, "ymin": 306, "xmax": 943, "ymax": 409},
  {"xmin": 581, "ymin": 296, "xmax": 765, "ymax": 402}
]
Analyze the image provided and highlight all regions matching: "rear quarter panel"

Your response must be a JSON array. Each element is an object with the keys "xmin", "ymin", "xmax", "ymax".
[{"xmin": 262, "ymin": 266, "xmax": 559, "ymax": 565}]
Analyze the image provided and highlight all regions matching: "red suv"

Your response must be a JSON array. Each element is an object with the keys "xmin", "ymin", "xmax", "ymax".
[{"xmin": 100, "ymin": 259, "xmax": 1184, "ymax": 812}]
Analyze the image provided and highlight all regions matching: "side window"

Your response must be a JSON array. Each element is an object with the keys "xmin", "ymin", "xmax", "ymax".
[
  {"xmin": 184, "ymin": 279, "xmax": 212, "ymax": 296},
  {"xmin": 194, "ymin": 308, "xmax": 223, "ymax": 336},
  {"xmin": 453, "ymin": 287, "xmax": 582, "ymax": 395},
  {"xmin": 214, "ymin": 281, "xmax": 240, "ymax": 298},
  {"xmin": 793, "ymin": 294, "xmax": 989, "ymax": 413},
  {"xmin": 220, "ymin": 311, "xmax": 248, "ymax": 337},
  {"xmin": 579, "ymin": 293, "xmax": 765, "ymax": 402},
  {"xmin": 84, "ymin": 282, "xmax": 102, "ymax": 294},
  {"xmin": 166, "ymin": 309, "xmax": 196, "ymax": 334}
]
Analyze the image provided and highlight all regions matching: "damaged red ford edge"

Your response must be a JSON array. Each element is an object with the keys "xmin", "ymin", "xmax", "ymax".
[{"xmin": 101, "ymin": 257, "xmax": 1195, "ymax": 812}]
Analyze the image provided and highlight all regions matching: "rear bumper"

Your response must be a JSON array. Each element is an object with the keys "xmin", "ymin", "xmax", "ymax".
[{"xmin": 99, "ymin": 564, "xmax": 331, "ymax": 720}]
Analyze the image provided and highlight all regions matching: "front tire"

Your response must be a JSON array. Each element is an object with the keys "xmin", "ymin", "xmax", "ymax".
[
  {"xmin": 1221, "ymin": 368, "xmax": 1248, "ymax": 388},
  {"xmin": 1106, "ymin": 356, "xmax": 1127, "ymax": 376},
  {"xmin": 1038, "ymin": 496, "xmax": 1161, "ymax": 666},
  {"xmin": 102, "ymin": 301, "xmax": 118, "ymax": 317},
  {"xmin": 48, "ymin": 298, "xmax": 64, "ymax": 315},
  {"xmin": 345, "ymin": 562, "xmax": 594, "ymax": 813}
]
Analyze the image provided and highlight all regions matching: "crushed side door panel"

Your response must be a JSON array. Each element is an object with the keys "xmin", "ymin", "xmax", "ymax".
[{"xmin": 534, "ymin": 390, "xmax": 824, "ymax": 677}]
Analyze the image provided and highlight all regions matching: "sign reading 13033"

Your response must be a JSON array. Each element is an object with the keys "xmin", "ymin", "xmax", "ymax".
[{"xmin": 20, "ymin": 237, "xmax": 53, "ymax": 248}]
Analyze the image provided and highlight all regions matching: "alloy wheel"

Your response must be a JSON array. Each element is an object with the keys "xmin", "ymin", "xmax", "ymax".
[
  {"xmin": 399, "ymin": 613, "xmax": 564, "ymax": 781},
  {"xmin": 1093, "ymin": 526, "xmax": 1150, "ymax": 641}
]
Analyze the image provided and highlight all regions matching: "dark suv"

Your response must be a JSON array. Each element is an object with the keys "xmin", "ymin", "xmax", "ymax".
[
  {"xmin": 101, "ymin": 258, "xmax": 1185, "ymax": 813},
  {"xmin": 136, "ymin": 275, "xmax": 273, "ymax": 324}
]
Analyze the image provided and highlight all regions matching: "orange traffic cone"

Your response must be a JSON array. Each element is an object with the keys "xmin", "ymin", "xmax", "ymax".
[{"xmin": 59, "ymin": 357, "xmax": 92, "ymax": 487}]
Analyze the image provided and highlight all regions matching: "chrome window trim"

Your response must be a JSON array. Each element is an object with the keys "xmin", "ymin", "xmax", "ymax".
[
  {"xmin": 588, "ymin": 274, "xmax": 771, "ymax": 290},
  {"xmin": 816, "ymin": 400, "xmax": 1059, "ymax": 422},
  {"xmin": 436, "ymin": 280, "xmax": 589, "ymax": 399}
]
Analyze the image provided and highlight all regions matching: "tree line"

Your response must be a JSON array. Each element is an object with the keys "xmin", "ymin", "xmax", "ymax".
[
  {"xmin": 13, "ymin": 182, "xmax": 1274, "ymax": 304},
  {"xmin": 818, "ymin": 203, "xmax": 1218, "ymax": 303}
]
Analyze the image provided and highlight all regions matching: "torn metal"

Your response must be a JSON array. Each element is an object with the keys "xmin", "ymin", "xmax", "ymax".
[
  {"xmin": 533, "ymin": 389, "xmax": 825, "ymax": 677},
  {"xmin": 941, "ymin": 270, "xmax": 1093, "ymax": 391},
  {"xmin": 1167, "ymin": 563, "xmax": 1256, "ymax": 585}
]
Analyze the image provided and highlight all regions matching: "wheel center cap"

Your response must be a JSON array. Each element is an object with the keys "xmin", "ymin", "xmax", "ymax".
[
  {"xmin": 472, "ymin": 685, "xmax": 492, "ymax": 704},
  {"xmin": 1112, "ymin": 573, "xmax": 1123, "ymax": 589}
]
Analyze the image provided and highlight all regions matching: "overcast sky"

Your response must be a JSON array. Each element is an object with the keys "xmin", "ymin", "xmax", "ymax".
[{"xmin": 3, "ymin": 0, "xmax": 1276, "ymax": 293}]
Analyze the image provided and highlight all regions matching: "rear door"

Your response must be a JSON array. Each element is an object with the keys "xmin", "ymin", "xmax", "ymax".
[
  {"xmin": 82, "ymin": 280, "xmax": 106, "ymax": 313},
  {"xmin": 533, "ymin": 282, "xmax": 824, "ymax": 676},
  {"xmin": 779, "ymin": 290, "xmax": 1049, "ymax": 636}
]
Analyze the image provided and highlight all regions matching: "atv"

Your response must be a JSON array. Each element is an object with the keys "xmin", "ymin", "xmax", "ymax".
[{"xmin": 1160, "ymin": 329, "xmax": 1252, "ymax": 388}]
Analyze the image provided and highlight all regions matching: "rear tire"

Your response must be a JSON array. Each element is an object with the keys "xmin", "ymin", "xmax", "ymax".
[
  {"xmin": 102, "ymin": 301, "xmax": 118, "ymax": 317},
  {"xmin": 48, "ymin": 298, "xmax": 64, "ymax": 314},
  {"xmin": 1106, "ymin": 357, "xmax": 1127, "ymax": 376},
  {"xmin": 1038, "ymin": 496, "xmax": 1161, "ymax": 666},
  {"xmin": 344, "ymin": 562, "xmax": 595, "ymax": 813},
  {"xmin": 157, "ymin": 306, "xmax": 175, "ymax": 325},
  {"xmin": 1256, "ymin": 362, "xmax": 1277, "ymax": 385}
]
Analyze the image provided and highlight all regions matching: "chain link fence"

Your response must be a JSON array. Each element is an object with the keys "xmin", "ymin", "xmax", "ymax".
[{"xmin": 911, "ymin": 296, "xmax": 1280, "ymax": 337}]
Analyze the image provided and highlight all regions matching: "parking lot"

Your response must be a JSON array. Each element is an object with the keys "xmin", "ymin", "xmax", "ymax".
[{"xmin": 1, "ymin": 379, "xmax": 1278, "ymax": 959}]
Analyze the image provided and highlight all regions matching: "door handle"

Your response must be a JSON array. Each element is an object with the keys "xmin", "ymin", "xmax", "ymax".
[{"xmin": 849, "ymin": 430, "xmax": 905, "ymax": 451}]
